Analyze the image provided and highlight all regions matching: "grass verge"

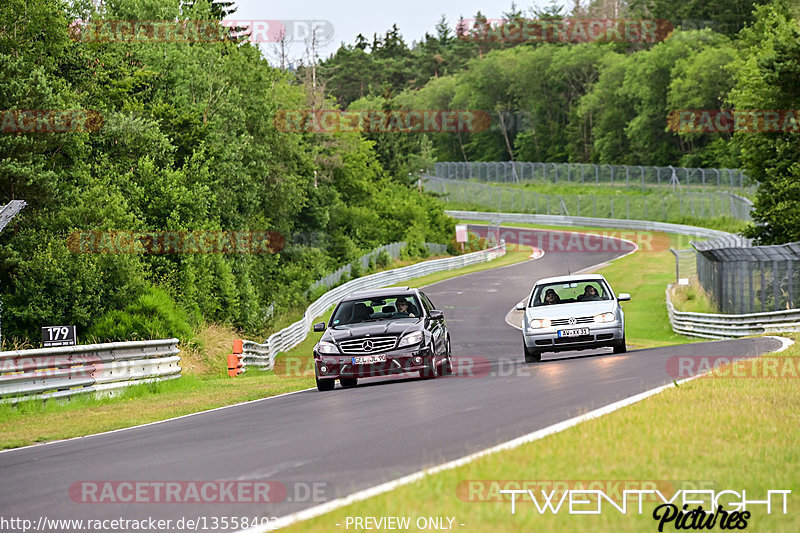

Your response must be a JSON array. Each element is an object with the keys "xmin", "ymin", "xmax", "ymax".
[
  {"xmin": 669, "ymin": 281, "xmax": 719, "ymax": 314},
  {"xmin": 284, "ymin": 336, "xmax": 800, "ymax": 533}
]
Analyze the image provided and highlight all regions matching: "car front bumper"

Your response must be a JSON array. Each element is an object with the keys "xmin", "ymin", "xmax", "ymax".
[
  {"xmin": 314, "ymin": 345, "xmax": 435, "ymax": 379},
  {"xmin": 523, "ymin": 323, "xmax": 624, "ymax": 353}
]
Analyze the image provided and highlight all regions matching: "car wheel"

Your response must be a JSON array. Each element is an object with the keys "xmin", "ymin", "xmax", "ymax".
[
  {"xmin": 316, "ymin": 377, "xmax": 335, "ymax": 391},
  {"xmin": 339, "ymin": 377, "xmax": 358, "ymax": 388},
  {"xmin": 524, "ymin": 340, "xmax": 542, "ymax": 363},
  {"xmin": 441, "ymin": 338, "xmax": 453, "ymax": 376},
  {"xmin": 613, "ymin": 335, "xmax": 627, "ymax": 354},
  {"xmin": 420, "ymin": 356, "xmax": 439, "ymax": 379}
]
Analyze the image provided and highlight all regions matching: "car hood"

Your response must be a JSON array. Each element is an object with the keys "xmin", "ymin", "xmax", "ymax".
[
  {"xmin": 323, "ymin": 320, "xmax": 423, "ymax": 342},
  {"xmin": 526, "ymin": 300, "xmax": 617, "ymax": 320}
]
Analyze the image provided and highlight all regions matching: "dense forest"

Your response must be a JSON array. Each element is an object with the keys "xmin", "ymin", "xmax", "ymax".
[
  {"xmin": 0, "ymin": 0, "xmax": 452, "ymax": 345},
  {"xmin": 316, "ymin": 0, "xmax": 800, "ymax": 243}
]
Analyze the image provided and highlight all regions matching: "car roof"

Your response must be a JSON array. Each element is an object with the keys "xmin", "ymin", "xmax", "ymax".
[
  {"xmin": 534, "ymin": 274, "xmax": 607, "ymax": 285},
  {"xmin": 343, "ymin": 286, "xmax": 415, "ymax": 301}
]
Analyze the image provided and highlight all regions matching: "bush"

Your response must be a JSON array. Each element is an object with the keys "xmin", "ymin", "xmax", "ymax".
[
  {"xmin": 87, "ymin": 287, "xmax": 196, "ymax": 345},
  {"xmin": 349, "ymin": 259, "xmax": 363, "ymax": 279},
  {"xmin": 375, "ymin": 250, "xmax": 392, "ymax": 269},
  {"xmin": 448, "ymin": 232, "xmax": 487, "ymax": 255}
]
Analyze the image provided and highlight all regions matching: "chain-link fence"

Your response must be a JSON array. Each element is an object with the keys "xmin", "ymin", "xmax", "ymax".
[
  {"xmin": 434, "ymin": 161, "xmax": 750, "ymax": 191},
  {"xmin": 693, "ymin": 238, "xmax": 800, "ymax": 314},
  {"xmin": 670, "ymin": 249, "xmax": 697, "ymax": 284},
  {"xmin": 425, "ymin": 176, "xmax": 752, "ymax": 222}
]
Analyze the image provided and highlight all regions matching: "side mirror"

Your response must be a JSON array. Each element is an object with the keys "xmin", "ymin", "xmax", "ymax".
[
  {"xmin": 428, "ymin": 310, "xmax": 444, "ymax": 320},
  {"xmin": 515, "ymin": 301, "xmax": 526, "ymax": 311},
  {"xmin": 313, "ymin": 322, "xmax": 326, "ymax": 332},
  {"xmin": 618, "ymin": 293, "xmax": 631, "ymax": 302}
]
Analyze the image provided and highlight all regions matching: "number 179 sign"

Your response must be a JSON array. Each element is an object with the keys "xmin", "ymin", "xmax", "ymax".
[{"xmin": 42, "ymin": 326, "xmax": 77, "ymax": 347}]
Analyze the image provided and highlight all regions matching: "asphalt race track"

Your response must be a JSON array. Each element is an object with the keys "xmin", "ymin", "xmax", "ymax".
[{"xmin": 0, "ymin": 227, "xmax": 783, "ymax": 530}]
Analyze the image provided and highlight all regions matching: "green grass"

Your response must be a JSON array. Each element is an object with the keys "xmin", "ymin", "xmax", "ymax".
[
  {"xmin": 508, "ymin": 181, "xmax": 754, "ymax": 199},
  {"xmin": 442, "ymin": 183, "xmax": 751, "ymax": 234},
  {"xmin": 284, "ymin": 336, "xmax": 800, "ymax": 533},
  {"xmin": 590, "ymin": 231, "xmax": 702, "ymax": 348},
  {"xmin": 669, "ymin": 281, "xmax": 719, "ymax": 314}
]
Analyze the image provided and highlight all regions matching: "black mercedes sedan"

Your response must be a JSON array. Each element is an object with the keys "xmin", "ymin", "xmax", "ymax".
[{"xmin": 311, "ymin": 287, "xmax": 452, "ymax": 391}]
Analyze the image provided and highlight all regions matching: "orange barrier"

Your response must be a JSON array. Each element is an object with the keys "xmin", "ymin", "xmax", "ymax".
[{"xmin": 227, "ymin": 340, "xmax": 244, "ymax": 377}]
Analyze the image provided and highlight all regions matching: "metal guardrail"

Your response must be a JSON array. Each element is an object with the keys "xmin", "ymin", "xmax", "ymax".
[
  {"xmin": 238, "ymin": 244, "xmax": 507, "ymax": 371},
  {"xmin": 0, "ymin": 339, "xmax": 181, "ymax": 402},
  {"xmin": 444, "ymin": 210, "xmax": 736, "ymax": 240},
  {"xmin": 666, "ymin": 286, "xmax": 800, "ymax": 339}
]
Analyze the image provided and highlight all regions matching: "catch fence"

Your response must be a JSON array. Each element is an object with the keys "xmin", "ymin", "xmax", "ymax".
[{"xmin": 434, "ymin": 161, "xmax": 749, "ymax": 191}]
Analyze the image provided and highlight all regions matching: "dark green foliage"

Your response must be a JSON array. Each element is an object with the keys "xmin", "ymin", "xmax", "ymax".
[
  {"xmin": 88, "ymin": 287, "xmax": 195, "ymax": 344},
  {"xmin": 732, "ymin": 0, "xmax": 800, "ymax": 243},
  {"xmin": 0, "ymin": 0, "xmax": 452, "ymax": 345},
  {"xmin": 375, "ymin": 250, "xmax": 392, "ymax": 269}
]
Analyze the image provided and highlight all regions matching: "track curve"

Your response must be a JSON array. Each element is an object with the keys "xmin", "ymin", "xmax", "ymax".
[{"xmin": 0, "ymin": 227, "xmax": 783, "ymax": 530}]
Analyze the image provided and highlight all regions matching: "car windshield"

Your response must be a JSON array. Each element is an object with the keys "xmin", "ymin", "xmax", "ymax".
[
  {"xmin": 530, "ymin": 280, "xmax": 612, "ymax": 307},
  {"xmin": 330, "ymin": 295, "xmax": 422, "ymax": 326}
]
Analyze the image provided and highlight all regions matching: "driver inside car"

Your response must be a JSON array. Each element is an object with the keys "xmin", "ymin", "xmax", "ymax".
[
  {"xmin": 544, "ymin": 289, "xmax": 561, "ymax": 305},
  {"xmin": 394, "ymin": 297, "xmax": 416, "ymax": 317}
]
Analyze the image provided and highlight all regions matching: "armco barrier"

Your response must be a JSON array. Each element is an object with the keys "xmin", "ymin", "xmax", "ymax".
[
  {"xmin": 0, "ymin": 339, "xmax": 181, "ymax": 402},
  {"xmin": 666, "ymin": 285, "xmax": 800, "ymax": 339},
  {"xmin": 235, "ymin": 244, "xmax": 507, "ymax": 372},
  {"xmin": 445, "ymin": 210, "xmax": 735, "ymax": 240}
]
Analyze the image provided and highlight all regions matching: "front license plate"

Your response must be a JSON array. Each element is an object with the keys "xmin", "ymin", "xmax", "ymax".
[
  {"xmin": 557, "ymin": 328, "xmax": 590, "ymax": 338},
  {"xmin": 352, "ymin": 354, "xmax": 387, "ymax": 364}
]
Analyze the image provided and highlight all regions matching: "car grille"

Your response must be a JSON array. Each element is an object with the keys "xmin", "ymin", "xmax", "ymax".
[
  {"xmin": 551, "ymin": 316, "xmax": 595, "ymax": 326},
  {"xmin": 338, "ymin": 336, "xmax": 397, "ymax": 354},
  {"xmin": 554, "ymin": 335, "xmax": 594, "ymax": 344}
]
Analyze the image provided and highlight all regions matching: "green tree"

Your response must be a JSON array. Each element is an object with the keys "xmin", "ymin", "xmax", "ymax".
[{"xmin": 730, "ymin": 0, "xmax": 800, "ymax": 243}]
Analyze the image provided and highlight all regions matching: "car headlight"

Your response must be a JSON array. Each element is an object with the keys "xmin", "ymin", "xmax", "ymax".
[
  {"xmin": 529, "ymin": 318, "xmax": 551, "ymax": 329},
  {"xmin": 317, "ymin": 341, "xmax": 338, "ymax": 354},
  {"xmin": 594, "ymin": 312, "xmax": 616, "ymax": 323},
  {"xmin": 398, "ymin": 331, "xmax": 424, "ymax": 348}
]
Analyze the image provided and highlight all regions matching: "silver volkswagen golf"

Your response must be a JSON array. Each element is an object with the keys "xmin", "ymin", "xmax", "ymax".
[{"xmin": 516, "ymin": 274, "xmax": 630, "ymax": 362}]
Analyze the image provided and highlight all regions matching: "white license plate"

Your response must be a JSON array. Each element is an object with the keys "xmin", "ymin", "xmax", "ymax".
[
  {"xmin": 557, "ymin": 328, "xmax": 590, "ymax": 338},
  {"xmin": 352, "ymin": 354, "xmax": 387, "ymax": 364}
]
